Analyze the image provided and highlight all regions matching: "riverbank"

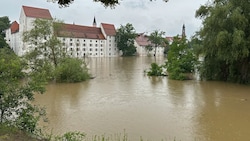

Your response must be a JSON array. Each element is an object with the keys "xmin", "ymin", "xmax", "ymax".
[{"xmin": 0, "ymin": 124, "xmax": 44, "ymax": 141}]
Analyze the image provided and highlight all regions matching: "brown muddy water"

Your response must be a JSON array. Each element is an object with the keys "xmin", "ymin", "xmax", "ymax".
[{"xmin": 34, "ymin": 57, "xmax": 250, "ymax": 141}]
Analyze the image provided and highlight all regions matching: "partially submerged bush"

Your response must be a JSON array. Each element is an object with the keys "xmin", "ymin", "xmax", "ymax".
[
  {"xmin": 55, "ymin": 57, "xmax": 90, "ymax": 83},
  {"xmin": 147, "ymin": 63, "xmax": 167, "ymax": 76}
]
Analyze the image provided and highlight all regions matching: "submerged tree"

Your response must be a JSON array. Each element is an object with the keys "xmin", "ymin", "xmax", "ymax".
[
  {"xmin": 166, "ymin": 36, "xmax": 197, "ymax": 80},
  {"xmin": 115, "ymin": 23, "xmax": 137, "ymax": 56},
  {"xmin": 146, "ymin": 30, "xmax": 168, "ymax": 57},
  {"xmin": 23, "ymin": 18, "xmax": 90, "ymax": 82},
  {"xmin": 196, "ymin": 0, "xmax": 250, "ymax": 83}
]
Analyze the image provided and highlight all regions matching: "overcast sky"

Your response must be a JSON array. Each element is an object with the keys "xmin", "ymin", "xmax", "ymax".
[{"xmin": 0, "ymin": 0, "xmax": 208, "ymax": 39}]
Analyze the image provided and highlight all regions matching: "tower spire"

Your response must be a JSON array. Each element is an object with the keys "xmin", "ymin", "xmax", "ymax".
[
  {"xmin": 182, "ymin": 24, "xmax": 186, "ymax": 38},
  {"xmin": 93, "ymin": 16, "xmax": 96, "ymax": 27}
]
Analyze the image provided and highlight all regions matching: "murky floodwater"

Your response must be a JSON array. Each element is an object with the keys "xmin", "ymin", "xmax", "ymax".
[{"xmin": 34, "ymin": 57, "xmax": 250, "ymax": 141}]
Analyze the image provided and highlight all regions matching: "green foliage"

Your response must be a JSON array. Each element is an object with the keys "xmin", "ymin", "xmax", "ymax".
[
  {"xmin": 54, "ymin": 131, "xmax": 86, "ymax": 141},
  {"xmin": 147, "ymin": 30, "xmax": 168, "ymax": 57},
  {"xmin": 0, "ymin": 48, "xmax": 47, "ymax": 136},
  {"xmin": 147, "ymin": 63, "xmax": 166, "ymax": 76},
  {"xmin": 166, "ymin": 36, "xmax": 197, "ymax": 80},
  {"xmin": 55, "ymin": 57, "xmax": 90, "ymax": 82},
  {"xmin": 23, "ymin": 19, "xmax": 64, "ymax": 68},
  {"xmin": 53, "ymin": 0, "xmax": 168, "ymax": 7},
  {"xmin": 0, "ymin": 16, "xmax": 10, "ymax": 37},
  {"xmin": 196, "ymin": 0, "xmax": 250, "ymax": 83},
  {"xmin": 23, "ymin": 18, "xmax": 90, "ymax": 83},
  {"xmin": 115, "ymin": 23, "xmax": 137, "ymax": 56},
  {"xmin": 0, "ymin": 36, "xmax": 8, "ymax": 48}
]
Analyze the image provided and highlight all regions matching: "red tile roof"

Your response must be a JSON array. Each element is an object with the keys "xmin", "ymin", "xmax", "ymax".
[
  {"xmin": 135, "ymin": 33, "xmax": 150, "ymax": 46},
  {"xmin": 166, "ymin": 36, "xmax": 173, "ymax": 42},
  {"xmin": 10, "ymin": 21, "xmax": 19, "ymax": 34},
  {"xmin": 22, "ymin": 6, "xmax": 52, "ymax": 19},
  {"xmin": 101, "ymin": 23, "xmax": 116, "ymax": 36},
  {"xmin": 57, "ymin": 23, "xmax": 105, "ymax": 39}
]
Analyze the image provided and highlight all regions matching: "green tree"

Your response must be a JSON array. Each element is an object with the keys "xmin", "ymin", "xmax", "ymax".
[
  {"xmin": 0, "ymin": 36, "xmax": 8, "ymax": 48},
  {"xmin": 0, "ymin": 16, "xmax": 10, "ymax": 38},
  {"xmin": 23, "ymin": 19, "xmax": 64, "ymax": 68},
  {"xmin": 0, "ymin": 47, "xmax": 46, "ymax": 135},
  {"xmin": 116, "ymin": 23, "xmax": 137, "ymax": 56},
  {"xmin": 166, "ymin": 36, "xmax": 197, "ymax": 80},
  {"xmin": 196, "ymin": 0, "xmax": 250, "ymax": 83},
  {"xmin": 23, "ymin": 18, "xmax": 90, "ymax": 82},
  {"xmin": 147, "ymin": 30, "xmax": 168, "ymax": 57}
]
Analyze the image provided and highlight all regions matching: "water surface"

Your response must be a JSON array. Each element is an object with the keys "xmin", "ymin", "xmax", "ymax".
[{"xmin": 35, "ymin": 57, "xmax": 250, "ymax": 141}]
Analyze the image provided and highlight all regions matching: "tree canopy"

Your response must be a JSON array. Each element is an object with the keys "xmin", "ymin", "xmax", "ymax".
[
  {"xmin": 23, "ymin": 18, "xmax": 90, "ymax": 82},
  {"xmin": 196, "ymin": 0, "xmax": 250, "ymax": 83},
  {"xmin": 0, "ymin": 16, "xmax": 10, "ymax": 38},
  {"xmin": 166, "ymin": 36, "xmax": 197, "ymax": 80},
  {"xmin": 115, "ymin": 23, "xmax": 137, "ymax": 56},
  {"xmin": 146, "ymin": 30, "xmax": 168, "ymax": 57},
  {"xmin": 50, "ymin": 0, "xmax": 168, "ymax": 7}
]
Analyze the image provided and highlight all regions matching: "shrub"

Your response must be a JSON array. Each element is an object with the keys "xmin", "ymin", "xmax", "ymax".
[{"xmin": 55, "ymin": 57, "xmax": 90, "ymax": 82}]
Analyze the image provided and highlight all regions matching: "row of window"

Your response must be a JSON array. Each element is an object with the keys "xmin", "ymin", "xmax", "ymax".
[
  {"xmin": 69, "ymin": 52, "xmax": 116, "ymax": 57},
  {"xmin": 62, "ymin": 38, "xmax": 113, "ymax": 43},
  {"xmin": 64, "ymin": 47, "xmax": 116, "ymax": 52},
  {"xmin": 62, "ymin": 43, "xmax": 114, "ymax": 47}
]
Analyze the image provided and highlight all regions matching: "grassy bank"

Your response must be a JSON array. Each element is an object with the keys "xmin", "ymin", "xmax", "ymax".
[{"xmin": 0, "ymin": 124, "xmax": 45, "ymax": 141}]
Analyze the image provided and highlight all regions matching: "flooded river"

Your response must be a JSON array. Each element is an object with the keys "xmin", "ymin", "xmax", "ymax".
[{"xmin": 34, "ymin": 57, "xmax": 250, "ymax": 141}]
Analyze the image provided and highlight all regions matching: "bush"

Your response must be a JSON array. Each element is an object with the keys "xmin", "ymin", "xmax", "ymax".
[
  {"xmin": 147, "ymin": 63, "xmax": 167, "ymax": 76},
  {"xmin": 55, "ymin": 57, "xmax": 90, "ymax": 83}
]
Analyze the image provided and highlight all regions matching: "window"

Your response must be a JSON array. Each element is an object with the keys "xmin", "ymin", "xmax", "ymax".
[
  {"xmin": 90, "ymin": 48, "xmax": 92, "ymax": 51},
  {"xmin": 83, "ymin": 40, "xmax": 86, "ymax": 42},
  {"xmin": 76, "ymin": 43, "xmax": 79, "ymax": 46},
  {"xmin": 100, "ymin": 49, "xmax": 103, "ymax": 51},
  {"xmin": 95, "ymin": 48, "xmax": 98, "ymax": 51},
  {"xmin": 95, "ymin": 44, "xmax": 98, "ymax": 47},
  {"xmin": 70, "ymin": 43, "xmax": 73, "ymax": 46},
  {"xmin": 63, "ymin": 43, "xmax": 65, "ymax": 46},
  {"xmin": 90, "ymin": 40, "xmax": 92, "ymax": 42},
  {"xmin": 70, "ymin": 48, "xmax": 73, "ymax": 51},
  {"xmin": 100, "ymin": 44, "xmax": 103, "ymax": 47},
  {"xmin": 96, "ymin": 40, "xmax": 98, "ymax": 43},
  {"xmin": 83, "ymin": 48, "xmax": 86, "ymax": 51},
  {"xmin": 63, "ymin": 38, "xmax": 65, "ymax": 41},
  {"xmin": 77, "ymin": 48, "xmax": 79, "ymax": 51},
  {"xmin": 70, "ymin": 38, "xmax": 73, "ymax": 41},
  {"xmin": 83, "ymin": 43, "xmax": 86, "ymax": 46},
  {"xmin": 90, "ymin": 44, "xmax": 92, "ymax": 47}
]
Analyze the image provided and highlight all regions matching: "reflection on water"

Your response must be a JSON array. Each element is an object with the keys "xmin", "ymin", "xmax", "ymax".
[{"xmin": 35, "ymin": 57, "xmax": 250, "ymax": 141}]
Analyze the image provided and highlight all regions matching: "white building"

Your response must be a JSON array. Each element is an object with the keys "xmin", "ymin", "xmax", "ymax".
[
  {"xmin": 5, "ymin": 6, "xmax": 118, "ymax": 57},
  {"xmin": 134, "ymin": 33, "xmax": 166, "ymax": 56}
]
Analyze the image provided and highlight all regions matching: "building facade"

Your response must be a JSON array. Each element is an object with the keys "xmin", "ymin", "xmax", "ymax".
[{"xmin": 5, "ymin": 6, "xmax": 119, "ymax": 57}]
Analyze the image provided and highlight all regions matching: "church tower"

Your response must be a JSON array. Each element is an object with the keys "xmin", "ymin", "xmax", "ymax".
[
  {"xmin": 182, "ymin": 24, "xmax": 186, "ymax": 38},
  {"xmin": 93, "ymin": 16, "xmax": 97, "ymax": 27}
]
